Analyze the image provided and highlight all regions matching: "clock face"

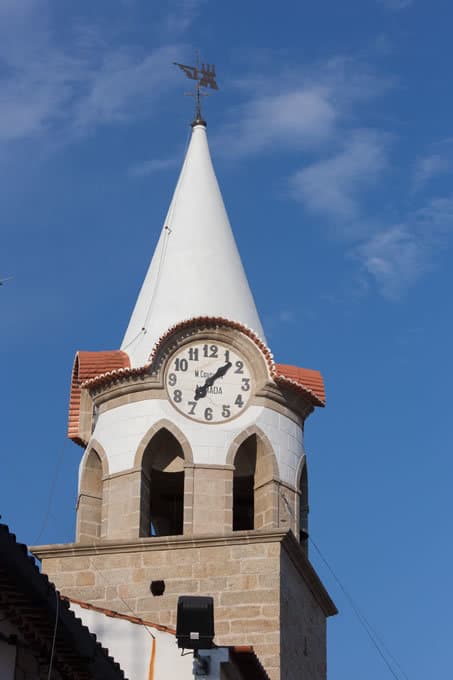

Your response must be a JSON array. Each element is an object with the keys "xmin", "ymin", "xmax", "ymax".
[{"xmin": 165, "ymin": 341, "xmax": 253, "ymax": 423}]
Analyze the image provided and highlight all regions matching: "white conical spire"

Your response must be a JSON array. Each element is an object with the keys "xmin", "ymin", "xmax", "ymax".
[{"xmin": 121, "ymin": 123, "xmax": 266, "ymax": 367}]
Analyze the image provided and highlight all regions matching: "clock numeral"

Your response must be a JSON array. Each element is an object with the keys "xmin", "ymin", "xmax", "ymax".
[
  {"xmin": 203, "ymin": 344, "xmax": 218, "ymax": 358},
  {"xmin": 222, "ymin": 404, "xmax": 231, "ymax": 418},
  {"xmin": 234, "ymin": 360, "xmax": 244, "ymax": 374},
  {"xmin": 173, "ymin": 389, "xmax": 182, "ymax": 403},
  {"xmin": 174, "ymin": 358, "xmax": 188, "ymax": 372},
  {"xmin": 224, "ymin": 349, "xmax": 230, "ymax": 363},
  {"xmin": 235, "ymin": 394, "xmax": 244, "ymax": 408},
  {"xmin": 188, "ymin": 401, "xmax": 196, "ymax": 415},
  {"xmin": 241, "ymin": 378, "xmax": 250, "ymax": 391},
  {"xmin": 168, "ymin": 372, "xmax": 177, "ymax": 387},
  {"xmin": 204, "ymin": 407, "xmax": 213, "ymax": 421},
  {"xmin": 188, "ymin": 347, "xmax": 199, "ymax": 361}
]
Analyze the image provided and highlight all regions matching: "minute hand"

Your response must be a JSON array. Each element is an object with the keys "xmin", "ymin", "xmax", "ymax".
[{"xmin": 194, "ymin": 361, "xmax": 232, "ymax": 401}]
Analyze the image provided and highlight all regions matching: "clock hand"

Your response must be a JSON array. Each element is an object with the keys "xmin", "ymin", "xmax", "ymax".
[{"xmin": 194, "ymin": 361, "xmax": 232, "ymax": 401}]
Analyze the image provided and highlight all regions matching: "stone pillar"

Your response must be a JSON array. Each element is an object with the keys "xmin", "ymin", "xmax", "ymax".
[
  {"xmin": 192, "ymin": 465, "xmax": 234, "ymax": 535},
  {"xmin": 255, "ymin": 479, "xmax": 279, "ymax": 530},
  {"xmin": 103, "ymin": 470, "xmax": 142, "ymax": 540},
  {"xmin": 183, "ymin": 464, "xmax": 194, "ymax": 535}
]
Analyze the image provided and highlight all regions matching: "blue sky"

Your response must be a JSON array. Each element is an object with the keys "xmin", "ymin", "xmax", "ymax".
[{"xmin": 1, "ymin": 1, "xmax": 452, "ymax": 677}]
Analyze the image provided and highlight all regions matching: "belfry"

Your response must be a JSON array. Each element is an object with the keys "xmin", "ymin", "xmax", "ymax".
[{"xmin": 33, "ymin": 93, "xmax": 336, "ymax": 679}]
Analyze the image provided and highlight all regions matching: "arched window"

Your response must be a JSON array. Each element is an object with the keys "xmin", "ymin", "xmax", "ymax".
[
  {"xmin": 77, "ymin": 448, "xmax": 103, "ymax": 542},
  {"xmin": 140, "ymin": 428, "xmax": 185, "ymax": 537},
  {"xmin": 232, "ymin": 432, "xmax": 277, "ymax": 531},
  {"xmin": 233, "ymin": 435, "xmax": 257, "ymax": 531},
  {"xmin": 299, "ymin": 461, "xmax": 309, "ymax": 551}
]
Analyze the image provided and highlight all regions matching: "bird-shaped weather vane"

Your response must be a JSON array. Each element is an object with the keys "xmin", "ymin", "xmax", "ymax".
[{"xmin": 174, "ymin": 55, "xmax": 218, "ymax": 126}]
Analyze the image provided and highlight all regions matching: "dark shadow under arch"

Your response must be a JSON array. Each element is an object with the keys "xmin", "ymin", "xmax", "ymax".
[
  {"xmin": 140, "ymin": 428, "xmax": 185, "ymax": 537},
  {"xmin": 297, "ymin": 456, "xmax": 309, "ymax": 550},
  {"xmin": 231, "ymin": 430, "xmax": 278, "ymax": 531}
]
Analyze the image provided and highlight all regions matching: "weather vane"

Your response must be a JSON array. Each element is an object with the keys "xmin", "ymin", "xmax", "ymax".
[{"xmin": 174, "ymin": 55, "xmax": 219, "ymax": 125}]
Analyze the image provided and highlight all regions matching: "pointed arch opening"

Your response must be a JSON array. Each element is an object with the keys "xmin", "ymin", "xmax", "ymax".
[
  {"xmin": 231, "ymin": 431, "xmax": 278, "ymax": 532},
  {"xmin": 140, "ymin": 428, "xmax": 185, "ymax": 537},
  {"xmin": 233, "ymin": 435, "xmax": 256, "ymax": 531},
  {"xmin": 77, "ymin": 447, "xmax": 104, "ymax": 542}
]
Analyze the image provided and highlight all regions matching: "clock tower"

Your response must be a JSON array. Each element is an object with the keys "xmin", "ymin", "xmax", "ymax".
[{"xmin": 33, "ymin": 117, "xmax": 336, "ymax": 680}]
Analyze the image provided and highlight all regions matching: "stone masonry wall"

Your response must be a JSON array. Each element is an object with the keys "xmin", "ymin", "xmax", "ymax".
[
  {"xmin": 280, "ymin": 547, "xmax": 327, "ymax": 680},
  {"xmin": 36, "ymin": 531, "xmax": 334, "ymax": 680},
  {"xmin": 39, "ymin": 535, "xmax": 282, "ymax": 679}
]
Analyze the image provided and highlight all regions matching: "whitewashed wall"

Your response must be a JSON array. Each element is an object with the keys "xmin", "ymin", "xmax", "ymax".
[
  {"xmin": 86, "ymin": 400, "xmax": 304, "ymax": 487},
  {"xmin": 70, "ymin": 604, "xmax": 192, "ymax": 680}
]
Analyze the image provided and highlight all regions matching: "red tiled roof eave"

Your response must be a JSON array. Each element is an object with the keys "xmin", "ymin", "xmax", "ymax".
[
  {"xmin": 274, "ymin": 363, "xmax": 326, "ymax": 406},
  {"xmin": 67, "ymin": 350, "xmax": 130, "ymax": 446},
  {"xmin": 64, "ymin": 596, "xmax": 176, "ymax": 634}
]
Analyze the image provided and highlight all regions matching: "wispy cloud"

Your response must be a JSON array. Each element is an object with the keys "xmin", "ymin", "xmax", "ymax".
[
  {"xmin": 163, "ymin": 0, "xmax": 206, "ymax": 36},
  {"xmin": 355, "ymin": 196, "xmax": 453, "ymax": 298},
  {"xmin": 216, "ymin": 58, "xmax": 391, "ymax": 158},
  {"xmin": 217, "ymin": 87, "xmax": 337, "ymax": 157},
  {"xmin": 72, "ymin": 45, "xmax": 182, "ymax": 132},
  {"xmin": 355, "ymin": 225, "xmax": 423, "ymax": 298},
  {"xmin": 290, "ymin": 130, "xmax": 388, "ymax": 223},
  {"xmin": 128, "ymin": 157, "xmax": 179, "ymax": 178},
  {"xmin": 0, "ymin": 2, "xmax": 188, "ymax": 150},
  {"xmin": 413, "ymin": 153, "xmax": 450, "ymax": 190}
]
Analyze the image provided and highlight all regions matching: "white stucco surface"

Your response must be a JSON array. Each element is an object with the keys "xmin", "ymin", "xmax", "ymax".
[
  {"xmin": 121, "ymin": 123, "xmax": 265, "ymax": 367},
  {"xmin": 88, "ymin": 400, "xmax": 304, "ymax": 487},
  {"xmin": 70, "ymin": 603, "xmax": 193, "ymax": 680}
]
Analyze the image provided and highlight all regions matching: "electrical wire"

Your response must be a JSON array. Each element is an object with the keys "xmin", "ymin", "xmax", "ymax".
[
  {"xmin": 90, "ymin": 539, "xmax": 155, "ymax": 640},
  {"xmin": 309, "ymin": 536, "xmax": 409, "ymax": 680},
  {"xmin": 47, "ymin": 588, "xmax": 59, "ymax": 680},
  {"xmin": 33, "ymin": 440, "xmax": 68, "ymax": 545},
  {"xmin": 278, "ymin": 491, "xmax": 408, "ymax": 679}
]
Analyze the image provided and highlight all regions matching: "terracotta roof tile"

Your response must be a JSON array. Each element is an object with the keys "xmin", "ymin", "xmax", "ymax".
[
  {"xmin": 274, "ymin": 364, "xmax": 326, "ymax": 406},
  {"xmin": 64, "ymin": 597, "xmax": 176, "ymax": 634},
  {"xmin": 68, "ymin": 350, "xmax": 130, "ymax": 446}
]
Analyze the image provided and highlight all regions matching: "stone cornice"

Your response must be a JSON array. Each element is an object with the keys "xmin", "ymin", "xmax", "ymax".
[{"xmin": 32, "ymin": 529, "xmax": 289, "ymax": 559}]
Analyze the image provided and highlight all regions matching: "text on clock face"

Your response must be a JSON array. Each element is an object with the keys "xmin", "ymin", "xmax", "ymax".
[{"xmin": 165, "ymin": 342, "xmax": 252, "ymax": 423}]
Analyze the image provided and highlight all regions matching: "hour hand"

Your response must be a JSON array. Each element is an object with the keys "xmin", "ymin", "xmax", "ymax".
[
  {"xmin": 194, "ymin": 384, "xmax": 207, "ymax": 400},
  {"xmin": 194, "ymin": 361, "xmax": 232, "ymax": 401}
]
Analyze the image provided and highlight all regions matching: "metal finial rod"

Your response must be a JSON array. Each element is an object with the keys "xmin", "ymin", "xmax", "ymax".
[{"xmin": 174, "ymin": 57, "xmax": 219, "ymax": 126}]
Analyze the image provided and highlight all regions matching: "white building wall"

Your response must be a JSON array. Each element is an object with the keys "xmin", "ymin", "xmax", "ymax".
[
  {"xmin": 87, "ymin": 400, "xmax": 304, "ymax": 487},
  {"xmin": 70, "ymin": 604, "xmax": 193, "ymax": 680}
]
